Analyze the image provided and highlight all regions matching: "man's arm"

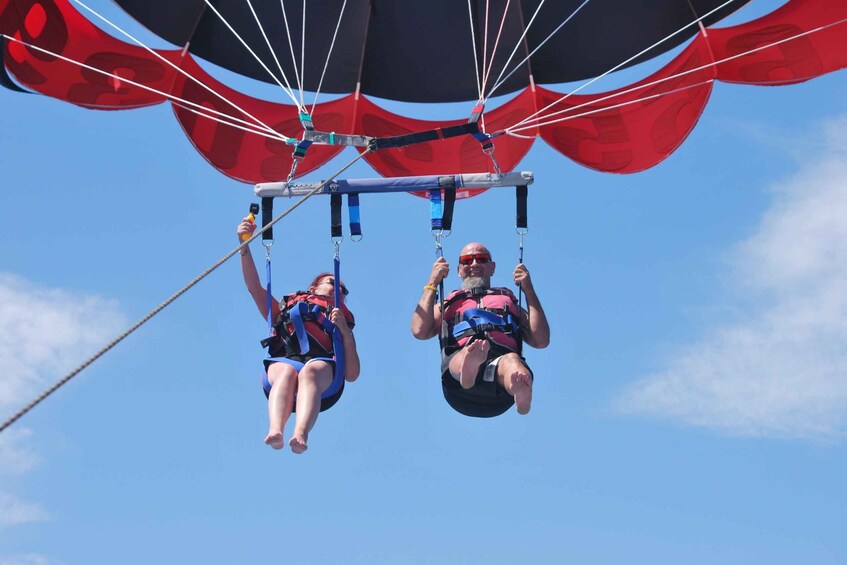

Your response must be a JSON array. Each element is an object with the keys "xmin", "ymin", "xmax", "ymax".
[
  {"xmin": 411, "ymin": 257, "xmax": 449, "ymax": 340},
  {"xmin": 514, "ymin": 264, "xmax": 550, "ymax": 349}
]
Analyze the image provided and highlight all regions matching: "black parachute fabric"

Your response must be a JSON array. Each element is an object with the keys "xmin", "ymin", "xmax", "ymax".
[{"xmin": 110, "ymin": 0, "xmax": 750, "ymax": 102}]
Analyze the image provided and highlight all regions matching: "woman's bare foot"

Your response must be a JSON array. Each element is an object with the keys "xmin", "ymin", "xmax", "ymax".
[
  {"xmin": 264, "ymin": 431, "xmax": 285, "ymax": 450},
  {"xmin": 510, "ymin": 372, "xmax": 532, "ymax": 415},
  {"xmin": 459, "ymin": 340, "xmax": 490, "ymax": 389},
  {"xmin": 289, "ymin": 434, "xmax": 308, "ymax": 454}
]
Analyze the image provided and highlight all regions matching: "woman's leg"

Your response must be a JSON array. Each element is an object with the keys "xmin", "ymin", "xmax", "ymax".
[
  {"xmin": 265, "ymin": 362, "xmax": 298, "ymax": 449},
  {"xmin": 289, "ymin": 361, "xmax": 333, "ymax": 454}
]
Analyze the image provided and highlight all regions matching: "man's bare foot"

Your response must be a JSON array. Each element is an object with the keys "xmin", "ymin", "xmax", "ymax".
[
  {"xmin": 510, "ymin": 372, "xmax": 532, "ymax": 415},
  {"xmin": 289, "ymin": 434, "xmax": 308, "ymax": 454},
  {"xmin": 459, "ymin": 340, "xmax": 490, "ymax": 389},
  {"xmin": 264, "ymin": 431, "xmax": 285, "ymax": 450}
]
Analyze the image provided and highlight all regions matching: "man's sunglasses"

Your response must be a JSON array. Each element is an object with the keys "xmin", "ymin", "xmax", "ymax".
[{"xmin": 458, "ymin": 254, "xmax": 491, "ymax": 266}]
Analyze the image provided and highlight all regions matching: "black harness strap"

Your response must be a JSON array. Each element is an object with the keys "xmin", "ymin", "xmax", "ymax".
[
  {"xmin": 330, "ymin": 194, "xmax": 343, "ymax": 239},
  {"xmin": 371, "ymin": 122, "xmax": 482, "ymax": 151}
]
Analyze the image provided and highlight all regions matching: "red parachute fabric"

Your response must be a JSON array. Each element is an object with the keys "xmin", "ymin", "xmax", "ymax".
[
  {"xmin": 170, "ymin": 56, "xmax": 351, "ymax": 184},
  {"xmin": 2, "ymin": 0, "xmax": 846, "ymax": 188},
  {"xmin": 709, "ymin": 0, "xmax": 847, "ymax": 85},
  {"xmin": 536, "ymin": 34, "xmax": 716, "ymax": 173},
  {"xmin": 0, "ymin": 0, "xmax": 179, "ymax": 108}
]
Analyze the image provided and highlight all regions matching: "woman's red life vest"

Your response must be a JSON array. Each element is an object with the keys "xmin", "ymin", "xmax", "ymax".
[
  {"xmin": 441, "ymin": 287, "xmax": 522, "ymax": 354},
  {"xmin": 265, "ymin": 292, "xmax": 355, "ymax": 359}
]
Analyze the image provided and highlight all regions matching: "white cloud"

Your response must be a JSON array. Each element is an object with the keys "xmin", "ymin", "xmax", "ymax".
[
  {"xmin": 0, "ymin": 554, "xmax": 53, "ymax": 565},
  {"xmin": 0, "ymin": 430, "xmax": 49, "ymax": 531},
  {"xmin": 0, "ymin": 428, "xmax": 40, "ymax": 476},
  {"xmin": 0, "ymin": 492, "xmax": 50, "ymax": 529},
  {"xmin": 0, "ymin": 276, "xmax": 125, "ymax": 537},
  {"xmin": 0, "ymin": 274, "xmax": 125, "ymax": 409},
  {"xmin": 616, "ymin": 117, "xmax": 847, "ymax": 441}
]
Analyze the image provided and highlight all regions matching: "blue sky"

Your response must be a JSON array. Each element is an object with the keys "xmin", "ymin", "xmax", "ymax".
[{"xmin": 1, "ymin": 1, "xmax": 847, "ymax": 563}]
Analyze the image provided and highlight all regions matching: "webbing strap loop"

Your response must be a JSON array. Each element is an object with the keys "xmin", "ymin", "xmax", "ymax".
[
  {"xmin": 347, "ymin": 193, "xmax": 362, "ymax": 239},
  {"xmin": 330, "ymin": 194, "xmax": 343, "ymax": 239},
  {"xmin": 261, "ymin": 197, "xmax": 275, "ymax": 242},
  {"xmin": 429, "ymin": 189, "xmax": 443, "ymax": 232}
]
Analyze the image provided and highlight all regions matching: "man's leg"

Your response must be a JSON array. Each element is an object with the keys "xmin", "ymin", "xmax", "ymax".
[
  {"xmin": 496, "ymin": 353, "xmax": 533, "ymax": 415},
  {"xmin": 448, "ymin": 339, "xmax": 490, "ymax": 389},
  {"xmin": 289, "ymin": 361, "xmax": 333, "ymax": 454},
  {"xmin": 265, "ymin": 362, "xmax": 298, "ymax": 449}
]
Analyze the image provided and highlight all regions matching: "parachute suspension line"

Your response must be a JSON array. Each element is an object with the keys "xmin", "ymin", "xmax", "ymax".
[
  {"xmin": 509, "ymin": 79, "xmax": 713, "ymax": 134},
  {"xmin": 245, "ymin": 0, "xmax": 301, "ymax": 107},
  {"xmin": 485, "ymin": 0, "xmax": 549, "ymax": 99},
  {"xmin": 487, "ymin": 0, "xmax": 590, "ymax": 99},
  {"xmin": 480, "ymin": 0, "xmax": 491, "ymax": 101},
  {"xmin": 310, "ymin": 0, "xmax": 349, "ymax": 116},
  {"xmin": 506, "ymin": 0, "xmax": 739, "ymax": 133},
  {"xmin": 300, "ymin": 0, "xmax": 308, "ymax": 110},
  {"xmin": 479, "ymin": 0, "xmax": 513, "ymax": 98},
  {"xmin": 466, "ymin": 0, "xmax": 483, "ymax": 101},
  {"xmin": 68, "ymin": 0, "xmax": 287, "ymax": 139},
  {"xmin": 0, "ymin": 34, "xmax": 291, "ymax": 144},
  {"xmin": 330, "ymin": 195, "xmax": 343, "ymax": 310},
  {"xmin": 168, "ymin": 101, "xmax": 291, "ymax": 142},
  {"xmin": 201, "ymin": 0, "xmax": 303, "ymax": 109},
  {"xmin": 506, "ymin": 13, "xmax": 847, "ymax": 135},
  {"xmin": 260, "ymin": 199, "xmax": 275, "ymax": 336},
  {"xmin": 516, "ymin": 185, "xmax": 528, "ymax": 313},
  {"xmin": 430, "ymin": 185, "xmax": 456, "ymax": 334},
  {"xmin": 0, "ymin": 148, "xmax": 373, "ymax": 436},
  {"xmin": 326, "ymin": 194, "xmax": 346, "ymax": 389},
  {"xmin": 279, "ymin": 0, "xmax": 305, "ymax": 109}
]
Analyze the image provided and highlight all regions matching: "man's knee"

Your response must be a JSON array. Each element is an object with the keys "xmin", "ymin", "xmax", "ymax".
[{"xmin": 496, "ymin": 352, "xmax": 529, "ymax": 377}]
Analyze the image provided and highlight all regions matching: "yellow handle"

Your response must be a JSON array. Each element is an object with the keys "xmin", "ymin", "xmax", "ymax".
[{"xmin": 240, "ymin": 213, "xmax": 255, "ymax": 242}]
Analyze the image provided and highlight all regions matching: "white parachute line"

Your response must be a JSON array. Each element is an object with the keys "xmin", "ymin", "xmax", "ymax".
[
  {"xmin": 487, "ymin": 0, "xmax": 591, "ymax": 99},
  {"xmin": 68, "ymin": 0, "xmax": 283, "ymax": 137},
  {"xmin": 299, "ymin": 0, "xmax": 307, "ymax": 109},
  {"xmin": 467, "ymin": 0, "xmax": 484, "ymax": 101},
  {"xmin": 1, "ymin": 34, "xmax": 292, "ymax": 143},
  {"xmin": 506, "ymin": 16, "xmax": 847, "ymax": 133},
  {"xmin": 480, "ymin": 0, "xmax": 491, "ymax": 100},
  {"xmin": 310, "ymin": 0, "xmax": 349, "ymax": 115},
  {"xmin": 200, "ymin": 0, "xmax": 303, "ymax": 108},
  {"xmin": 484, "ymin": 0, "xmax": 548, "ymax": 99},
  {"xmin": 507, "ymin": 0, "xmax": 738, "ymax": 133},
  {"xmin": 279, "ymin": 0, "xmax": 305, "ymax": 106},
  {"xmin": 510, "ymin": 79, "xmax": 713, "ymax": 133},
  {"xmin": 479, "ymin": 0, "xmax": 512, "ymax": 98},
  {"xmin": 245, "ymin": 0, "xmax": 300, "ymax": 106},
  {"xmin": 170, "ymin": 100, "xmax": 292, "ymax": 141}
]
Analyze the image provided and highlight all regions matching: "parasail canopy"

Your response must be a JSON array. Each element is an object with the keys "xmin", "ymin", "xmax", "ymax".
[{"xmin": 2, "ymin": 0, "xmax": 846, "ymax": 192}]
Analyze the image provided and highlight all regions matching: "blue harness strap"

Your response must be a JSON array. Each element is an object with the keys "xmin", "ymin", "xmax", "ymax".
[
  {"xmin": 451, "ymin": 308, "xmax": 519, "ymax": 340},
  {"xmin": 282, "ymin": 299, "xmax": 346, "ymax": 399}
]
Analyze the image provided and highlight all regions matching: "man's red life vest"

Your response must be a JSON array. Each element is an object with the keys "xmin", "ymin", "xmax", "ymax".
[
  {"xmin": 264, "ymin": 292, "xmax": 355, "ymax": 359},
  {"xmin": 441, "ymin": 287, "xmax": 522, "ymax": 354}
]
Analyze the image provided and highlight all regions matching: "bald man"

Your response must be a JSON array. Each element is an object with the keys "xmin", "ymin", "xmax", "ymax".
[{"xmin": 412, "ymin": 243, "xmax": 549, "ymax": 417}]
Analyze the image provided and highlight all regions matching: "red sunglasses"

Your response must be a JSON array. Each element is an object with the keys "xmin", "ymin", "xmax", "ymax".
[{"xmin": 458, "ymin": 253, "xmax": 491, "ymax": 266}]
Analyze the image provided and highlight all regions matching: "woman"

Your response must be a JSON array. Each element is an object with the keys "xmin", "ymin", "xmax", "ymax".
[{"xmin": 237, "ymin": 217, "xmax": 360, "ymax": 454}]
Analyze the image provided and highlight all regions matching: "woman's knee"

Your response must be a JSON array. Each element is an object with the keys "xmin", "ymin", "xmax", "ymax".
[
  {"xmin": 299, "ymin": 362, "xmax": 333, "ymax": 390},
  {"xmin": 267, "ymin": 362, "xmax": 297, "ymax": 385}
]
